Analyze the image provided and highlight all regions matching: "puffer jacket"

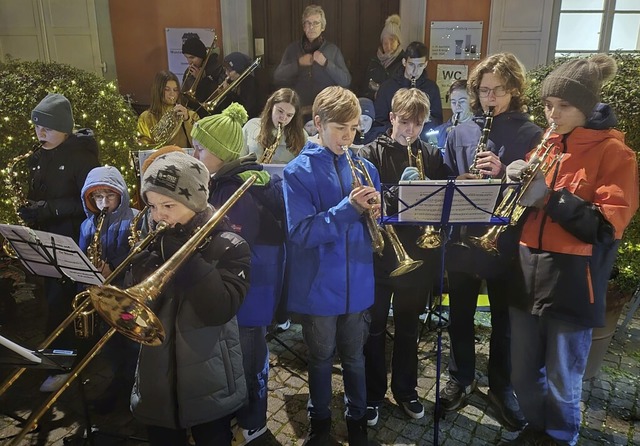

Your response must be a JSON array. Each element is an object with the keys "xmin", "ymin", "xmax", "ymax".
[
  {"xmin": 283, "ymin": 141, "xmax": 380, "ymax": 316},
  {"xmin": 129, "ymin": 207, "xmax": 250, "ymax": 428},
  {"xmin": 514, "ymin": 104, "xmax": 639, "ymax": 327}
]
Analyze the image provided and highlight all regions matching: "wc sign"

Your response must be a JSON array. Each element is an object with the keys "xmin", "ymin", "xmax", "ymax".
[{"xmin": 436, "ymin": 64, "xmax": 468, "ymax": 109}]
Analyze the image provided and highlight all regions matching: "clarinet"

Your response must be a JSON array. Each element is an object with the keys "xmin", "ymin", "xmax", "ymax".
[{"xmin": 468, "ymin": 106, "xmax": 495, "ymax": 178}]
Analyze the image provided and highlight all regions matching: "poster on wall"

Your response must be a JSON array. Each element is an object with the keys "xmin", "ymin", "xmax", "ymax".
[
  {"xmin": 429, "ymin": 21, "xmax": 483, "ymax": 61},
  {"xmin": 436, "ymin": 64, "xmax": 469, "ymax": 109},
  {"xmin": 165, "ymin": 28, "xmax": 218, "ymax": 78}
]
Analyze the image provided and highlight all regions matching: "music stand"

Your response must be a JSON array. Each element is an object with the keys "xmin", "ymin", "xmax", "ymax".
[{"xmin": 381, "ymin": 178, "xmax": 509, "ymax": 445}]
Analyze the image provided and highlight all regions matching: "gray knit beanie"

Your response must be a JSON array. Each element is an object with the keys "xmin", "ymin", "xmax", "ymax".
[
  {"xmin": 141, "ymin": 151, "xmax": 209, "ymax": 212},
  {"xmin": 540, "ymin": 54, "xmax": 617, "ymax": 118},
  {"xmin": 31, "ymin": 93, "xmax": 74, "ymax": 134}
]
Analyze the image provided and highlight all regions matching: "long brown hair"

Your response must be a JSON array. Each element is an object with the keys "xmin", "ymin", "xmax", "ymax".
[
  {"xmin": 257, "ymin": 88, "xmax": 306, "ymax": 156},
  {"xmin": 149, "ymin": 70, "xmax": 181, "ymax": 120}
]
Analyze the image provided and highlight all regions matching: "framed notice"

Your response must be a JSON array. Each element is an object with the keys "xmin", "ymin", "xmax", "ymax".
[
  {"xmin": 429, "ymin": 21, "xmax": 483, "ymax": 61},
  {"xmin": 165, "ymin": 28, "xmax": 218, "ymax": 79},
  {"xmin": 436, "ymin": 64, "xmax": 468, "ymax": 109}
]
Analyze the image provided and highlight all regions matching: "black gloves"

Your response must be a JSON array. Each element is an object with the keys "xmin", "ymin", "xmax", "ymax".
[{"xmin": 18, "ymin": 200, "xmax": 52, "ymax": 225}]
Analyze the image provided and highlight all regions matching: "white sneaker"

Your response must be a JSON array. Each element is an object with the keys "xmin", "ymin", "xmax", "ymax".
[
  {"xmin": 39, "ymin": 373, "xmax": 71, "ymax": 392},
  {"xmin": 276, "ymin": 319, "xmax": 291, "ymax": 332},
  {"xmin": 231, "ymin": 425, "xmax": 267, "ymax": 446}
]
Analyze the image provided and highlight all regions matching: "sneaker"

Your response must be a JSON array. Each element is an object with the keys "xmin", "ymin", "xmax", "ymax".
[
  {"xmin": 276, "ymin": 319, "xmax": 291, "ymax": 332},
  {"xmin": 400, "ymin": 399, "xmax": 424, "ymax": 419},
  {"xmin": 488, "ymin": 389, "xmax": 527, "ymax": 431},
  {"xmin": 440, "ymin": 379, "xmax": 477, "ymax": 412},
  {"xmin": 231, "ymin": 425, "xmax": 268, "ymax": 446},
  {"xmin": 39, "ymin": 373, "xmax": 71, "ymax": 392},
  {"xmin": 366, "ymin": 406, "xmax": 379, "ymax": 426}
]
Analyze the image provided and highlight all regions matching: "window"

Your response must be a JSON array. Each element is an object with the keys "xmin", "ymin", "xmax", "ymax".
[{"xmin": 553, "ymin": 0, "xmax": 640, "ymax": 57}]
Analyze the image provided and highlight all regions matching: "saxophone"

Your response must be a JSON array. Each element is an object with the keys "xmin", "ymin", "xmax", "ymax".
[
  {"xmin": 128, "ymin": 206, "xmax": 148, "ymax": 248},
  {"xmin": 259, "ymin": 123, "xmax": 283, "ymax": 164},
  {"xmin": 468, "ymin": 106, "xmax": 495, "ymax": 178},
  {"xmin": 2, "ymin": 144, "xmax": 41, "ymax": 258},
  {"xmin": 87, "ymin": 208, "xmax": 107, "ymax": 268}
]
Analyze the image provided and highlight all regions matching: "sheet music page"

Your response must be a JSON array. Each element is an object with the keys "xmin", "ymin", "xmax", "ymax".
[{"xmin": 396, "ymin": 179, "xmax": 501, "ymax": 223}]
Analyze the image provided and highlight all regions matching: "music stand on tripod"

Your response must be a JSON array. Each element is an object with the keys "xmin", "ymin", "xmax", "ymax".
[{"xmin": 382, "ymin": 177, "xmax": 508, "ymax": 445}]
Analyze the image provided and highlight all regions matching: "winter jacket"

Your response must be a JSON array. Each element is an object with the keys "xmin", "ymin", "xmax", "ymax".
[
  {"xmin": 79, "ymin": 166, "xmax": 139, "ymax": 272},
  {"xmin": 241, "ymin": 118, "xmax": 308, "ymax": 165},
  {"xmin": 26, "ymin": 129, "xmax": 100, "ymax": 241},
  {"xmin": 273, "ymin": 38, "xmax": 351, "ymax": 108},
  {"xmin": 371, "ymin": 70, "xmax": 443, "ymax": 139},
  {"xmin": 137, "ymin": 105, "xmax": 199, "ymax": 149},
  {"xmin": 360, "ymin": 133, "xmax": 451, "ymax": 287},
  {"xmin": 514, "ymin": 104, "xmax": 639, "ymax": 327},
  {"xmin": 361, "ymin": 49, "xmax": 405, "ymax": 100},
  {"xmin": 209, "ymin": 75, "xmax": 260, "ymax": 119},
  {"xmin": 182, "ymin": 53, "xmax": 226, "ymax": 117},
  {"xmin": 130, "ymin": 207, "xmax": 250, "ymax": 429},
  {"xmin": 209, "ymin": 154, "xmax": 286, "ymax": 327},
  {"xmin": 443, "ymin": 112, "xmax": 542, "ymax": 278},
  {"xmin": 283, "ymin": 141, "xmax": 380, "ymax": 316}
]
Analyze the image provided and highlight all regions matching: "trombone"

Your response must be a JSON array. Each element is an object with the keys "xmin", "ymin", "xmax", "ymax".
[
  {"xmin": 3, "ymin": 175, "xmax": 256, "ymax": 445},
  {"xmin": 201, "ymin": 57, "xmax": 261, "ymax": 113},
  {"xmin": 182, "ymin": 32, "xmax": 219, "ymax": 102}
]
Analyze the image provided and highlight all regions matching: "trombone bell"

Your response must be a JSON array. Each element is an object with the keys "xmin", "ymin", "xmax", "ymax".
[{"xmin": 90, "ymin": 284, "xmax": 165, "ymax": 346}]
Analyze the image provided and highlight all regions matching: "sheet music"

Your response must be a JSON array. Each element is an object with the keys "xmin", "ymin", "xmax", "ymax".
[
  {"xmin": 396, "ymin": 179, "xmax": 502, "ymax": 223},
  {"xmin": 0, "ymin": 224, "xmax": 104, "ymax": 285}
]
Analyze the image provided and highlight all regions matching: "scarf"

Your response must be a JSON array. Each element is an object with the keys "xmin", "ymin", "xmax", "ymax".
[
  {"xmin": 376, "ymin": 45, "xmax": 402, "ymax": 69},
  {"xmin": 302, "ymin": 34, "xmax": 325, "ymax": 54}
]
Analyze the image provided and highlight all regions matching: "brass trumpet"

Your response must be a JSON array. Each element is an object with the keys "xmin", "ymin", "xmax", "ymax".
[
  {"xmin": 406, "ymin": 136, "xmax": 444, "ymax": 249},
  {"xmin": 202, "ymin": 57, "xmax": 261, "ymax": 113},
  {"xmin": 468, "ymin": 123, "xmax": 561, "ymax": 255},
  {"xmin": 342, "ymin": 146, "xmax": 422, "ymax": 277}
]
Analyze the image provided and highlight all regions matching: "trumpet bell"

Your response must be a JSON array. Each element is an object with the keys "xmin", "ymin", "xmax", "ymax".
[
  {"xmin": 389, "ymin": 258, "xmax": 423, "ymax": 277},
  {"xmin": 90, "ymin": 284, "xmax": 165, "ymax": 346},
  {"xmin": 416, "ymin": 228, "xmax": 443, "ymax": 249}
]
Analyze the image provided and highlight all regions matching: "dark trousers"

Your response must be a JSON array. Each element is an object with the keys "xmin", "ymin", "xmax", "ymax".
[
  {"xmin": 44, "ymin": 277, "xmax": 78, "ymax": 352},
  {"xmin": 146, "ymin": 416, "xmax": 232, "ymax": 446},
  {"xmin": 364, "ymin": 282, "xmax": 429, "ymax": 404},
  {"xmin": 446, "ymin": 271, "xmax": 512, "ymax": 392}
]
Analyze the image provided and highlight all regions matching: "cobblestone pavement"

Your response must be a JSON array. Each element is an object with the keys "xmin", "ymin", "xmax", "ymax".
[{"xmin": 1, "ymin": 280, "xmax": 639, "ymax": 445}]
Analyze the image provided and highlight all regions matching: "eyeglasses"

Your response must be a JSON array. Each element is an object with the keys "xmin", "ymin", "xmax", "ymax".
[
  {"xmin": 478, "ymin": 86, "xmax": 509, "ymax": 98},
  {"xmin": 92, "ymin": 193, "xmax": 119, "ymax": 201},
  {"xmin": 303, "ymin": 20, "xmax": 322, "ymax": 28}
]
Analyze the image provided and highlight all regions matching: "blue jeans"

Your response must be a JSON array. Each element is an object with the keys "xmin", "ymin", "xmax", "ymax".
[
  {"xmin": 510, "ymin": 307, "xmax": 592, "ymax": 446},
  {"xmin": 299, "ymin": 311, "xmax": 370, "ymax": 421},
  {"xmin": 236, "ymin": 325, "xmax": 269, "ymax": 430},
  {"xmin": 364, "ymin": 283, "xmax": 429, "ymax": 404}
]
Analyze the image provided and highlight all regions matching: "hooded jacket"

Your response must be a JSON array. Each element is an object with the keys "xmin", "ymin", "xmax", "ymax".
[
  {"xmin": 79, "ymin": 166, "xmax": 138, "ymax": 271},
  {"xmin": 129, "ymin": 206, "xmax": 250, "ymax": 428},
  {"xmin": 283, "ymin": 141, "xmax": 380, "ymax": 316},
  {"xmin": 209, "ymin": 154, "xmax": 286, "ymax": 327},
  {"xmin": 514, "ymin": 104, "xmax": 639, "ymax": 327},
  {"xmin": 27, "ymin": 129, "xmax": 100, "ymax": 241},
  {"xmin": 360, "ymin": 132, "xmax": 452, "ymax": 287},
  {"xmin": 371, "ymin": 69, "xmax": 443, "ymax": 139},
  {"xmin": 443, "ymin": 111, "xmax": 542, "ymax": 278}
]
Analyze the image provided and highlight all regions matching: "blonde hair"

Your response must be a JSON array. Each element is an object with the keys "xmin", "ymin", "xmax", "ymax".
[
  {"xmin": 312, "ymin": 86, "xmax": 360, "ymax": 125},
  {"xmin": 467, "ymin": 52, "xmax": 528, "ymax": 114},
  {"xmin": 391, "ymin": 88, "xmax": 430, "ymax": 123},
  {"xmin": 302, "ymin": 4, "xmax": 326, "ymax": 28}
]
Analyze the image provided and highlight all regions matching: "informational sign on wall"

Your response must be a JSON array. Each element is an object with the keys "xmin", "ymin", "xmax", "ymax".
[
  {"xmin": 436, "ymin": 64, "xmax": 469, "ymax": 109},
  {"xmin": 165, "ymin": 28, "xmax": 218, "ymax": 78},
  {"xmin": 429, "ymin": 21, "xmax": 483, "ymax": 61}
]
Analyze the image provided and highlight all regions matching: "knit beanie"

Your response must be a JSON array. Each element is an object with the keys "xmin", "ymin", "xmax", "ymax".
[
  {"xmin": 380, "ymin": 14, "xmax": 401, "ymax": 45},
  {"xmin": 31, "ymin": 93, "xmax": 74, "ymax": 134},
  {"xmin": 224, "ymin": 52, "xmax": 252, "ymax": 73},
  {"xmin": 182, "ymin": 37, "xmax": 207, "ymax": 59},
  {"xmin": 540, "ymin": 54, "xmax": 618, "ymax": 118},
  {"xmin": 359, "ymin": 98, "xmax": 375, "ymax": 120},
  {"xmin": 141, "ymin": 151, "xmax": 209, "ymax": 213},
  {"xmin": 191, "ymin": 103, "xmax": 248, "ymax": 162}
]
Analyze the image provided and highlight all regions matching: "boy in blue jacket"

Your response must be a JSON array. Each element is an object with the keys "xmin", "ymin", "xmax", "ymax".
[
  {"xmin": 283, "ymin": 86, "xmax": 381, "ymax": 446},
  {"xmin": 191, "ymin": 103, "xmax": 285, "ymax": 446}
]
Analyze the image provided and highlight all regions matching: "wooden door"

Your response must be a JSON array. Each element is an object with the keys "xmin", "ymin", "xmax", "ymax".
[{"xmin": 251, "ymin": 0, "xmax": 400, "ymax": 106}]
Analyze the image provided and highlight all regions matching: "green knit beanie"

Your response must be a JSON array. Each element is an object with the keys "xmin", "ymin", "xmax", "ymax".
[{"xmin": 191, "ymin": 103, "xmax": 248, "ymax": 162}]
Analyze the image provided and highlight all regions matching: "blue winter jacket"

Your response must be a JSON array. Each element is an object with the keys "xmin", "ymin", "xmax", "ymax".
[
  {"xmin": 79, "ymin": 166, "xmax": 138, "ymax": 272},
  {"xmin": 208, "ymin": 155, "xmax": 286, "ymax": 327},
  {"xmin": 283, "ymin": 141, "xmax": 380, "ymax": 316}
]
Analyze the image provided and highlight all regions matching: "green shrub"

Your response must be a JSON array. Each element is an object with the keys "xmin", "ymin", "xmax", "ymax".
[
  {"xmin": 525, "ymin": 53, "xmax": 640, "ymax": 297},
  {"xmin": 0, "ymin": 59, "xmax": 139, "ymax": 225}
]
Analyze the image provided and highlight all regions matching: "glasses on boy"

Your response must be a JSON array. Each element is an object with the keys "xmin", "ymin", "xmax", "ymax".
[{"xmin": 92, "ymin": 192, "xmax": 119, "ymax": 202}]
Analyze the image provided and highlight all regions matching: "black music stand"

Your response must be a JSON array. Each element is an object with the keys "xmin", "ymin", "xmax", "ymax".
[{"xmin": 381, "ymin": 178, "xmax": 509, "ymax": 445}]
